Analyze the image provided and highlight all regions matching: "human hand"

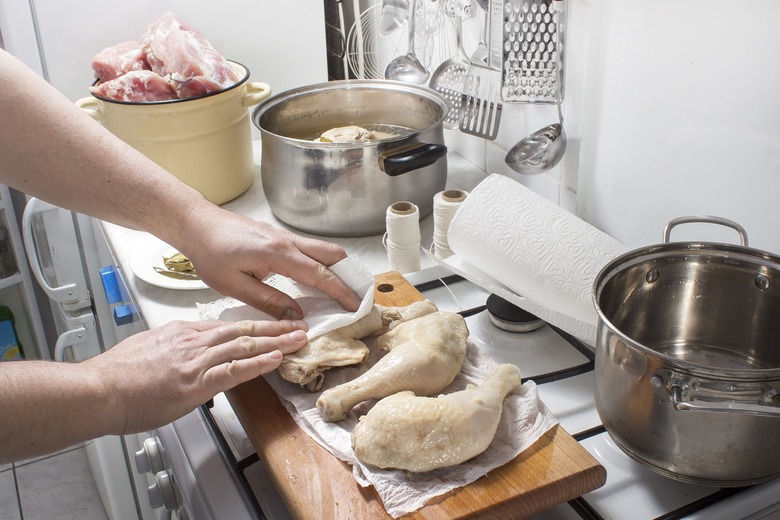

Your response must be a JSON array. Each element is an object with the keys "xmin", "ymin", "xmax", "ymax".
[
  {"xmin": 176, "ymin": 207, "xmax": 363, "ymax": 320},
  {"xmin": 84, "ymin": 318, "xmax": 308, "ymax": 434}
]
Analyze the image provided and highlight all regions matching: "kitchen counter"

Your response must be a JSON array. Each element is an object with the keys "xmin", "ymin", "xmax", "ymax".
[{"xmin": 100, "ymin": 142, "xmax": 488, "ymax": 330}]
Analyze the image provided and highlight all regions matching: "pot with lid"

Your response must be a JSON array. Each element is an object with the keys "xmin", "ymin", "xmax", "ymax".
[
  {"xmin": 593, "ymin": 215, "xmax": 780, "ymax": 486},
  {"xmin": 252, "ymin": 80, "xmax": 448, "ymax": 237}
]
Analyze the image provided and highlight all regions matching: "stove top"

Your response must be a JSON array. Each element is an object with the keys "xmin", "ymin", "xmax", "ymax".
[{"xmin": 201, "ymin": 266, "xmax": 780, "ymax": 520}]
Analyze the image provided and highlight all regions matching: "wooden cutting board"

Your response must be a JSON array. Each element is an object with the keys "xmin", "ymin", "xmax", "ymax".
[{"xmin": 226, "ymin": 271, "xmax": 606, "ymax": 519}]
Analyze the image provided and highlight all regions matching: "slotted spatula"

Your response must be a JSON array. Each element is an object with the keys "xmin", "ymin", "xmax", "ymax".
[{"xmin": 459, "ymin": 0, "xmax": 503, "ymax": 140}]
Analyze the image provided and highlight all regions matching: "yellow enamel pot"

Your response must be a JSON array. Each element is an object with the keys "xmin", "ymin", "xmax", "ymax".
[{"xmin": 76, "ymin": 62, "xmax": 271, "ymax": 205}]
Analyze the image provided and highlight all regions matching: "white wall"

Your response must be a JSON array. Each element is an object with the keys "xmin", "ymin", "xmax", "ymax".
[{"xmin": 577, "ymin": 0, "xmax": 780, "ymax": 253}]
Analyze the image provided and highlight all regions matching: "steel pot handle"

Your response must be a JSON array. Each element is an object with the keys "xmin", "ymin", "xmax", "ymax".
[
  {"xmin": 663, "ymin": 215, "xmax": 749, "ymax": 246},
  {"xmin": 669, "ymin": 384, "xmax": 780, "ymax": 417},
  {"xmin": 378, "ymin": 143, "xmax": 448, "ymax": 176}
]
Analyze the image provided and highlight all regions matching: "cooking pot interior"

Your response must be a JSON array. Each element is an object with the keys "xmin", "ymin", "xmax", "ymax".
[
  {"xmin": 597, "ymin": 247, "xmax": 780, "ymax": 372},
  {"xmin": 254, "ymin": 82, "xmax": 445, "ymax": 141}
]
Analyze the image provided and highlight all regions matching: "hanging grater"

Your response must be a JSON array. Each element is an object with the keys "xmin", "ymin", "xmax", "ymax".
[{"xmin": 501, "ymin": 0, "xmax": 565, "ymax": 103}]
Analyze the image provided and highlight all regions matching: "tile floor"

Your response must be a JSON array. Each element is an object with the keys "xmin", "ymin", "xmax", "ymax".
[{"xmin": 0, "ymin": 444, "xmax": 107, "ymax": 520}]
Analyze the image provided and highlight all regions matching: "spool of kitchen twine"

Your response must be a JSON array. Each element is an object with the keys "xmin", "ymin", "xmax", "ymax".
[
  {"xmin": 433, "ymin": 189, "xmax": 469, "ymax": 259},
  {"xmin": 384, "ymin": 201, "xmax": 421, "ymax": 274}
]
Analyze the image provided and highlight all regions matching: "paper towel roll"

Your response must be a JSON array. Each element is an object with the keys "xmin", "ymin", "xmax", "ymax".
[{"xmin": 446, "ymin": 174, "xmax": 628, "ymax": 343}]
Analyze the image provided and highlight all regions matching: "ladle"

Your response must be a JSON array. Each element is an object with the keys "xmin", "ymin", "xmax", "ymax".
[
  {"xmin": 384, "ymin": 0, "xmax": 430, "ymax": 84},
  {"xmin": 504, "ymin": 101, "xmax": 567, "ymax": 174}
]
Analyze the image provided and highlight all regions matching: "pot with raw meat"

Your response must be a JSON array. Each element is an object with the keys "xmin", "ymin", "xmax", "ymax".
[
  {"xmin": 252, "ymin": 80, "xmax": 448, "ymax": 237},
  {"xmin": 75, "ymin": 12, "xmax": 270, "ymax": 205},
  {"xmin": 592, "ymin": 216, "xmax": 780, "ymax": 486},
  {"xmin": 76, "ymin": 61, "xmax": 270, "ymax": 205}
]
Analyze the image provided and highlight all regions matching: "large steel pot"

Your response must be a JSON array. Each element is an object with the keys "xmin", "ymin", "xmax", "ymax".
[
  {"xmin": 593, "ymin": 216, "xmax": 780, "ymax": 486},
  {"xmin": 76, "ymin": 62, "xmax": 271, "ymax": 205},
  {"xmin": 252, "ymin": 80, "xmax": 448, "ymax": 237}
]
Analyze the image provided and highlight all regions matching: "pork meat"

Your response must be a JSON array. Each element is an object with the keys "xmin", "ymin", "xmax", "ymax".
[
  {"xmin": 89, "ymin": 70, "xmax": 178, "ymax": 102},
  {"xmin": 140, "ymin": 12, "xmax": 240, "ymax": 99},
  {"xmin": 91, "ymin": 40, "xmax": 150, "ymax": 82}
]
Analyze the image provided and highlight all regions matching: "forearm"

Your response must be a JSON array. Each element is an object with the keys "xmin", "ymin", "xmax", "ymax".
[
  {"xmin": 0, "ymin": 49, "xmax": 210, "ymax": 247},
  {"xmin": 0, "ymin": 360, "xmax": 120, "ymax": 464}
]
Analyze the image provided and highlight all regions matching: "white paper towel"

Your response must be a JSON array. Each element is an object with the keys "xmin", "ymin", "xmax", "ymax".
[
  {"xmin": 443, "ymin": 174, "xmax": 629, "ymax": 345},
  {"xmin": 197, "ymin": 255, "xmax": 375, "ymax": 340}
]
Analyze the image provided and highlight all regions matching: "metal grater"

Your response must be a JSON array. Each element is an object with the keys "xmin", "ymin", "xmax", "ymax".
[{"xmin": 501, "ymin": 0, "xmax": 565, "ymax": 103}]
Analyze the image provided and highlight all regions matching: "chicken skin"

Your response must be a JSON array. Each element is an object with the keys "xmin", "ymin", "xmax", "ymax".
[
  {"xmin": 351, "ymin": 364, "xmax": 523, "ymax": 472},
  {"xmin": 278, "ymin": 300, "xmax": 437, "ymax": 391},
  {"xmin": 316, "ymin": 311, "xmax": 469, "ymax": 422}
]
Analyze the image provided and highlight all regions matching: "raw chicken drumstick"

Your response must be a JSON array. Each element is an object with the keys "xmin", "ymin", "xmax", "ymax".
[
  {"xmin": 316, "ymin": 311, "xmax": 469, "ymax": 422},
  {"xmin": 278, "ymin": 300, "xmax": 437, "ymax": 391},
  {"xmin": 351, "ymin": 364, "xmax": 523, "ymax": 472}
]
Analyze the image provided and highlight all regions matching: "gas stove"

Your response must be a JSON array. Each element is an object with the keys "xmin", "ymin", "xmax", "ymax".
[{"xmin": 149, "ymin": 265, "xmax": 780, "ymax": 520}]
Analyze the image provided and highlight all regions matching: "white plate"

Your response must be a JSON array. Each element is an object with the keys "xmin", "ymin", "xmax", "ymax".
[{"xmin": 129, "ymin": 239, "xmax": 209, "ymax": 291}]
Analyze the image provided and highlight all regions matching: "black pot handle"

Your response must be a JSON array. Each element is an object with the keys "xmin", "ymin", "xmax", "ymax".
[{"xmin": 378, "ymin": 143, "xmax": 448, "ymax": 177}]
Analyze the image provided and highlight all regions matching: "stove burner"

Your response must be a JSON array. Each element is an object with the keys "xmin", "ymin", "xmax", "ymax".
[{"xmin": 486, "ymin": 294, "xmax": 544, "ymax": 332}]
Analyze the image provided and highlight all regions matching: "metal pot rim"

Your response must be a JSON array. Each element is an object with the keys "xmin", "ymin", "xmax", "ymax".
[
  {"xmin": 593, "ymin": 240, "xmax": 780, "ymax": 379},
  {"xmin": 251, "ymin": 79, "xmax": 448, "ymax": 146}
]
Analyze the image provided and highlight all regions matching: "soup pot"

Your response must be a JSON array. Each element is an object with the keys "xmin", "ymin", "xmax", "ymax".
[
  {"xmin": 252, "ymin": 80, "xmax": 448, "ymax": 237},
  {"xmin": 593, "ymin": 216, "xmax": 780, "ymax": 486},
  {"xmin": 76, "ymin": 62, "xmax": 271, "ymax": 205}
]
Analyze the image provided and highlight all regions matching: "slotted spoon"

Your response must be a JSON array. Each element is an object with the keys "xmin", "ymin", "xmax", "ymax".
[
  {"xmin": 458, "ymin": 0, "xmax": 503, "ymax": 140},
  {"xmin": 429, "ymin": 2, "xmax": 471, "ymax": 128}
]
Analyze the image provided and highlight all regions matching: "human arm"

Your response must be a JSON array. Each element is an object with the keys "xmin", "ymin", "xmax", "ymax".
[
  {"xmin": 0, "ymin": 318, "xmax": 308, "ymax": 464},
  {"xmin": 0, "ymin": 49, "xmax": 361, "ymax": 319}
]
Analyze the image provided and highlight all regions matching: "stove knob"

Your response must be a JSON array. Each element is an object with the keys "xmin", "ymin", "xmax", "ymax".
[
  {"xmin": 147, "ymin": 470, "xmax": 181, "ymax": 511},
  {"xmin": 134, "ymin": 437, "xmax": 165, "ymax": 475}
]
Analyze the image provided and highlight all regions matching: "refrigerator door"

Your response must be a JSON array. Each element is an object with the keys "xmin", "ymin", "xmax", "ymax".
[
  {"xmin": 49, "ymin": 304, "xmax": 102, "ymax": 362},
  {"xmin": 22, "ymin": 198, "xmax": 91, "ymax": 311}
]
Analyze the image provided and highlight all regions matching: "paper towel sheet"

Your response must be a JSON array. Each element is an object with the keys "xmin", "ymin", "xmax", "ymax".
[
  {"xmin": 197, "ymin": 255, "xmax": 375, "ymax": 340},
  {"xmin": 263, "ymin": 341, "xmax": 557, "ymax": 519},
  {"xmin": 444, "ymin": 174, "xmax": 629, "ymax": 346}
]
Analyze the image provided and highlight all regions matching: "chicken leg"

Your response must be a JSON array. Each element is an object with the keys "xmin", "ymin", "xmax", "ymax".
[
  {"xmin": 316, "ymin": 311, "xmax": 469, "ymax": 422},
  {"xmin": 278, "ymin": 300, "xmax": 437, "ymax": 391},
  {"xmin": 352, "ymin": 364, "xmax": 522, "ymax": 472}
]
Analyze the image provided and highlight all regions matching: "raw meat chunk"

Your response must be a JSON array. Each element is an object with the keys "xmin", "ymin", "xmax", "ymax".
[
  {"xmin": 89, "ymin": 70, "xmax": 178, "ymax": 102},
  {"xmin": 140, "ymin": 12, "xmax": 240, "ymax": 99},
  {"xmin": 91, "ymin": 40, "xmax": 150, "ymax": 82}
]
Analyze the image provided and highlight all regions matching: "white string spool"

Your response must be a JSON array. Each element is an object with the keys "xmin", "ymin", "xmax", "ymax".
[
  {"xmin": 433, "ymin": 189, "xmax": 468, "ymax": 258},
  {"xmin": 384, "ymin": 201, "xmax": 421, "ymax": 274}
]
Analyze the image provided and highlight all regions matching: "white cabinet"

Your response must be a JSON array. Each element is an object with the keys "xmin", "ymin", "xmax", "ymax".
[{"xmin": 0, "ymin": 184, "xmax": 49, "ymax": 360}]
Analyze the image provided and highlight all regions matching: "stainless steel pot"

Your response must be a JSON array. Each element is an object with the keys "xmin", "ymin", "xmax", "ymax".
[
  {"xmin": 252, "ymin": 80, "xmax": 448, "ymax": 237},
  {"xmin": 593, "ymin": 216, "xmax": 780, "ymax": 486}
]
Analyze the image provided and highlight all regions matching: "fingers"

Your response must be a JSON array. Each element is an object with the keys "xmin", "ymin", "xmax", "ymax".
[
  {"xmin": 204, "ymin": 319, "xmax": 308, "ymax": 366},
  {"xmin": 269, "ymin": 242, "xmax": 363, "ymax": 313},
  {"xmin": 201, "ymin": 319, "xmax": 310, "ymax": 389},
  {"xmin": 208, "ymin": 272, "xmax": 305, "ymax": 321}
]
